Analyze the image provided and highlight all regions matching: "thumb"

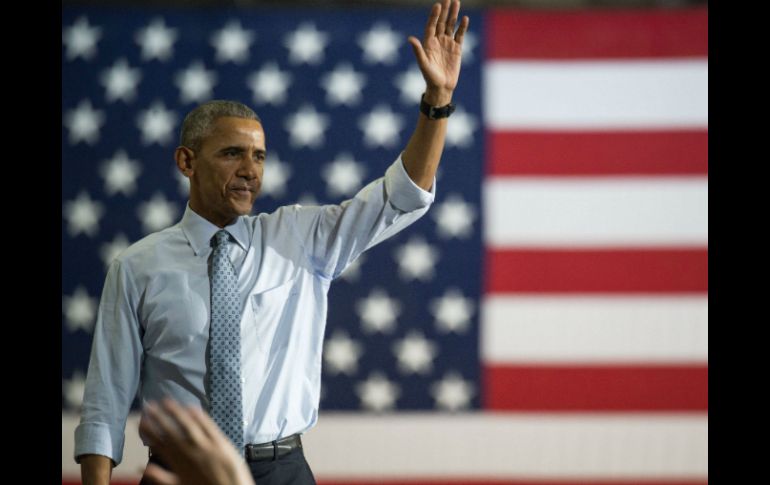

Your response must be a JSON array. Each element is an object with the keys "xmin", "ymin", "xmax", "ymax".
[
  {"xmin": 407, "ymin": 36, "xmax": 428, "ymax": 66},
  {"xmin": 143, "ymin": 463, "xmax": 181, "ymax": 485}
]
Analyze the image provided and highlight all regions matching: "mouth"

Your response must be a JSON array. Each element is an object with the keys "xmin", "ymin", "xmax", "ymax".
[{"xmin": 229, "ymin": 187, "xmax": 255, "ymax": 198}]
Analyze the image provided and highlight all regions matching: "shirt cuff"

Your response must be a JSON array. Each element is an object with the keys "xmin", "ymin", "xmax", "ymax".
[
  {"xmin": 384, "ymin": 153, "xmax": 437, "ymax": 212},
  {"xmin": 74, "ymin": 421, "xmax": 124, "ymax": 466}
]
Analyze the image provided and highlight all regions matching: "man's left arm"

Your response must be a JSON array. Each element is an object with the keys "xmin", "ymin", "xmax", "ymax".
[{"xmin": 402, "ymin": 0, "xmax": 470, "ymax": 191}]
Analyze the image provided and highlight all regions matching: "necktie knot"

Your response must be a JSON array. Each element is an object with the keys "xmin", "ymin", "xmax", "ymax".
[{"xmin": 213, "ymin": 230, "xmax": 230, "ymax": 249}]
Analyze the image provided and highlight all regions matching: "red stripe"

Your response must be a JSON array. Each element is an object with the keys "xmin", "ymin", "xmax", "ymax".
[
  {"xmin": 65, "ymin": 481, "xmax": 708, "ymax": 485},
  {"xmin": 484, "ymin": 365, "xmax": 708, "ymax": 411},
  {"xmin": 487, "ymin": 130, "xmax": 708, "ymax": 176},
  {"xmin": 486, "ymin": 8, "xmax": 708, "ymax": 59},
  {"xmin": 485, "ymin": 248, "xmax": 708, "ymax": 294}
]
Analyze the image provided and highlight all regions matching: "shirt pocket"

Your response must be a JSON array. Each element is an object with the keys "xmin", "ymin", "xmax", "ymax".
[{"xmin": 249, "ymin": 278, "xmax": 298, "ymax": 351}]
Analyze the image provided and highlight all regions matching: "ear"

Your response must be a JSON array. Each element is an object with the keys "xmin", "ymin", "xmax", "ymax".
[{"xmin": 175, "ymin": 146, "xmax": 195, "ymax": 178}]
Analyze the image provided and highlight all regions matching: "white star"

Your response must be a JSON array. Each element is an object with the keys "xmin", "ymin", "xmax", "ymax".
[
  {"xmin": 174, "ymin": 168, "xmax": 190, "ymax": 197},
  {"xmin": 356, "ymin": 288, "xmax": 401, "ymax": 334},
  {"xmin": 63, "ymin": 370, "xmax": 87, "ymax": 410},
  {"xmin": 460, "ymin": 31, "xmax": 478, "ymax": 64},
  {"xmin": 284, "ymin": 104, "xmax": 329, "ymax": 148},
  {"xmin": 284, "ymin": 23, "xmax": 329, "ymax": 65},
  {"xmin": 446, "ymin": 106, "xmax": 478, "ymax": 148},
  {"xmin": 137, "ymin": 101, "xmax": 178, "ymax": 146},
  {"xmin": 393, "ymin": 236, "xmax": 440, "ymax": 282},
  {"xmin": 248, "ymin": 62, "xmax": 292, "ymax": 106},
  {"xmin": 432, "ymin": 194, "xmax": 476, "ymax": 239},
  {"xmin": 99, "ymin": 149, "xmax": 142, "ymax": 197},
  {"xmin": 100, "ymin": 233, "xmax": 131, "ymax": 270},
  {"xmin": 63, "ymin": 191, "xmax": 105, "ymax": 238},
  {"xmin": 135, "ymin": 17, "xmax": 178, "ymax": 62},
  {"xmin": 261, "ymin": 153, "xmax": 292, "ymax": 199},
  {"xmin": 324, "ymin": 330, "xmax": 364, "ymax": 375},
  {"xmin": 320, "ymin": 63, "xmax": 366, "ymax": 106},
  {"xmin": 340, "ymin": 253, "xmax": 366, "ymax": 282},
  {"xmin": 358, "ymin": 22, "xmax": 401, "ymax": 65},
  {"xmin": 210, "ymin": 20, "xmax": 255, "ymax": 64},
  {"xmin": 137, "ymin": 193, "xmax": 179, "ymax": 234},
  {"xmin": 392, "ymin": 330, "xmax": 438, "ymax": 375},
  {"xmin": 175, "ymin": 61, "xmax": 217, "ymax": 104},
  {"xmin": 356, "ymin": 372, "xmax": 400, "ymax": 412},
  {"xmin": 321, "ymin": 153, "xmax": 366, "ymax": 198},
  {"xmin": 394, "ymin": 66, "xmax": 425, "ymax": 104},
  {"xmin": 62, "ymin": 286, "xmax": 98, "ymax": 333},
  {"xmin": 63, "ymin": 99, "xmax": 105, "ymax": 145},
  {"xmin": 430, "ymin": 287, "xmax": 474, "ymax": 334},
  {"xmin": 63, "ymin": 16, "xmax": 102, "ymax": 61},
  {"xmin": 297, "ymin": 193, "xmax": 320, "ymax": 206},
  {"xmin": 359, "ymin": 105, "xmax": 404, "ymax": 148},
  {"xmin": 430, "ymin": 371, "xmax": 475, "ymax": 411},
  {"xmin": 100, "ymin": 58, "xmax": 142, "ymax": 103}
]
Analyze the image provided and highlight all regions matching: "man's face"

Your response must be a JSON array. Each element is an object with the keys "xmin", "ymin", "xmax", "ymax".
[{"xmin": 184, "ymin": 116, "xmax": 266, "ymax": 227}]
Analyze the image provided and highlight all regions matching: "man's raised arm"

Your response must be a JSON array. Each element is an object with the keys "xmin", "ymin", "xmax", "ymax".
[{"xmin": 402, "ymin": 0, "xmax": 469, "ymax": 191}]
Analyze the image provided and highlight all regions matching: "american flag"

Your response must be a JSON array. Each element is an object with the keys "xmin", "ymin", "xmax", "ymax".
[{"xmin": 62, "ymin": 5, "xmax": 708, "ymax": 484}]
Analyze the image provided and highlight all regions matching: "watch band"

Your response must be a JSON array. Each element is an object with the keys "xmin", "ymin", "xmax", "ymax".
[{"xmin": 420, "ymin": 93, "xmax": 456, "ymax": 119}]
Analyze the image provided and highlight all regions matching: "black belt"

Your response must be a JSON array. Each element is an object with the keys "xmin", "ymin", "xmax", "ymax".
[
  {"xmin": 149, "ymin": 433, "xmax": 303, "ymax": 463},
  {"xmin": 245, "ymin": 434, "xmax": 303, "ymax": 462}
]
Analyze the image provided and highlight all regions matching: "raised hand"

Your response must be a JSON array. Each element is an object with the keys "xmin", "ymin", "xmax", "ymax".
[{"xmin": 407, "ymin": 0, "xmax": 470, "ymax": 106}]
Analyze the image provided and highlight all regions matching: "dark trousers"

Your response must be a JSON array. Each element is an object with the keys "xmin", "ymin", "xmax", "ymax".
[{"xmin": 138, "ymin": 447, "xmax": 317, "ymax": 485}]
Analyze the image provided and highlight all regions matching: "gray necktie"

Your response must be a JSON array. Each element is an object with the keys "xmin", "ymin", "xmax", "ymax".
[{"xmin": 208, "ymin": 229, "xmax": 244, "ymax": 451}]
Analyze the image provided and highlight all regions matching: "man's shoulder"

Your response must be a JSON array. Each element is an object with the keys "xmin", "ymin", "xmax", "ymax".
[{"xmin": 111, "ymin": 224, "xmax": 182, "ymax": 270}]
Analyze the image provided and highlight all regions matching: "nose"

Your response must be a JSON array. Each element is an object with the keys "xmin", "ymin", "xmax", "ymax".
[{"xmin": 236, "ymin": 154, "xmax": 262, "ymax": 181}]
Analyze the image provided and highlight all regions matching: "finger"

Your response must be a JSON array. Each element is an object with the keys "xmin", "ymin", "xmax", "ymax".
[
  {"xmin": 445, "ymin": 0, "xmax": 460, "ymax": 36},
  {"xmin": 159, "ymin": 398, "xmax": 207, "ymax": 445},
  {"xmin": 139, "ymin": 412, "xmax": 164, "ymax": 446},
  {"xmin": 454, "ymin": 16, "xmax": 470, "ymax": 45},
  {"xmin": 143, "ymin": 463, "xmax": 181, "ymax": 485},
  {"xmin": 145, "ymin": 401, "xmax": 185, "ymax": 444},
  {"xmin": 423, "ymin": 3, "xmax": 440, "ymax": 42},
  {"xmin": 435, "ymin": 0, "xmax": 450, "ymax": 37},
  {"xmin": 408, "ymin": 36, "xmax": 429, "ymax": 67},
  {"xmin": 186, "ymin": 405, "xmax": 224, "ymax": 443}
]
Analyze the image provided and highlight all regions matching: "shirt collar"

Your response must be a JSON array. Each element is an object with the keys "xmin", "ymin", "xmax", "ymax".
[{"xmin": 180, "ymin": 203, "xmax": 251, "ymax": 256}]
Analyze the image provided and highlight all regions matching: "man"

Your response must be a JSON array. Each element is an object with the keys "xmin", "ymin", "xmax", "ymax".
[{"xmin": 75, "ymin": 1, "xmax": 469, "ymax": 484}]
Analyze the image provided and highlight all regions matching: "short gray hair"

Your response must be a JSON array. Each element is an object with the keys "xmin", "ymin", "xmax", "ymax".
[{"xmin": 179, "ymin": 100, "xmax": 261, "ymax": 151}]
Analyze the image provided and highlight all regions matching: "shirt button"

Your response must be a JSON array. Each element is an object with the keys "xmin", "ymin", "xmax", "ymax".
[
  {"xmin": 240, "ymin": 377, "xmax": 245, "ymax": 384},
  {"xmin": 243, "ymin": 420, "xmax": 249, "ymax": 426}
]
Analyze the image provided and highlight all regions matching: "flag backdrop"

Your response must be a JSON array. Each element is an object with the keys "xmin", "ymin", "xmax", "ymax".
[{"xmin": 62, "ymin": 5, "xmax": 708, "ymax": 484}]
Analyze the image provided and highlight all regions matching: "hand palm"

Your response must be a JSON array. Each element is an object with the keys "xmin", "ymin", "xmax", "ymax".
[{"xmin": 408, "ymin": 0, "xmax": 469, "ymax": 94}]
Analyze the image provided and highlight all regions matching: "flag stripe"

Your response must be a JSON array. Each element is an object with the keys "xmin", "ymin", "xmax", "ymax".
[
  {"xmin": 483, "ymin": 177, "xmax": 708, "ymax": 247},
  {"xmin": 484, "ymin": 365, "xmax": 708, "ymax": 411},
  {"xmin": 482, "ymin": 296, "xmax": 708, "ymax": 363},
  {"xmin": 313, "ymin": 482, "xmax": 708, "ymax": 485},
  {"xmin": 485, "ymin": 249, "xmax": 708, "ymax": 293},
  {"xmin": 487, "ymin": 130, "xmax": 709, "ymax": 176},
  {"xmin": 66, "ymin": 481, "xmax": 709, "ymax": 485},
  {"xmin": 63, "ymin": 412, "xmax": 708, "ymax": 480},
  {"xmin": 486, "ymin": 9, "xmax": 708, "ymax": 59},
  {"xmin": 483, "ymin": 60, "xmax": 708, "ymax": 130}
]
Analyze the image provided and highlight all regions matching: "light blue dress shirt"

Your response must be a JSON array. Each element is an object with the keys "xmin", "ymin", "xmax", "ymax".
[{"xmin": 74, "ymin": 155, "xmax": 436, "ymax": 466}]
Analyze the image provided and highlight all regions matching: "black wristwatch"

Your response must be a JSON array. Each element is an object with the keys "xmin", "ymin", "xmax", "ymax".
[{"xmin": 420, "ymin": 93, "xmax": 456, "ymax": 120}]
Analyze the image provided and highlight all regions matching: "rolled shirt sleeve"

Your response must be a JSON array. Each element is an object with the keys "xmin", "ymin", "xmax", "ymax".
[
  {"xmin": 74, "ymin": 258, "xmax": 144, "ymax": 466},
  {"xmin": 288, "ymin": 153, "xmax": 436, "ymax": 280}
]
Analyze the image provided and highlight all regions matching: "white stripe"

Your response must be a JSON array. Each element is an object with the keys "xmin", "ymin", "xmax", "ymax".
[
  {"xmin": 484, "ymin": 176, "xmax": 708, "ymax": 247},
  {"xmin": 482, "ymin": 295, "xmax": 708, "ymax": 363},
  {"xmin": 484, "ymin": 60, "xmax": 708, "ymax": 129},
  {"xmin": 62, "ymin": 413, "xmax": 707, "ymax": 480}
]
